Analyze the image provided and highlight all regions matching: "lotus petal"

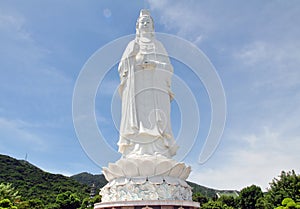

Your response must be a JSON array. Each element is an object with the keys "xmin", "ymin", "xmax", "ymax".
[
  {"xmin": 148, "ymin": 176, "xmax": 163, "ymax": 184},
  {"xmin": 179, "ymin": 166, "xmax": 191, "ymax": 180},
  {"xmin": 131, "ymin": 177, "xmax": 147, "ymax": 184},
  {"xmin": 115, "ymin": 177, "xmax": 129, "ymax": 186},
  {"xmin": 138, "ymin": 160, "xmax": 155, "ymax": 177},
  {"xmin": 164, "ymin": 176, "xmax": 179, "ymax": 185},
  {"xmin": 118, "ymin": 160, "xmax": 139, "ymax": 176},
  {"xmin": 155, "ymin": 160, "xmax": 173, "ymax": 176},
  {"xmin": 102, "ymin": 167, "xmax": 116, "ymax": 181},
  {"xmin": 108, "ymin": 163, "xmax": 124, "ymax": 177},
  {"xmin": 169, "ymin": 163, "xmax": 185, "ymax": 178}
]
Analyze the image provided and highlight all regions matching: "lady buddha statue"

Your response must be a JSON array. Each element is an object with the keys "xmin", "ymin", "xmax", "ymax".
[
  {"xmin": 100, "ymin": 11, "xmax": 193, "ymax": 202},
  {"xmin": 117, "ymin": 10, "xmax": 178, "ymax": 159}
]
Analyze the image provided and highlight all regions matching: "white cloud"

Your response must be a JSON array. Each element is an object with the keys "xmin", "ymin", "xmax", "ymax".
[
  {"xmin": 0, "ymin": 12, "xmax": 46, "ymax": 61},
  {"xmin": 0, "ymin": 9, "xmax": 73, "ymax": 126},
  {"xmin": 0, "ymin": 11, "xmax": 71, "ymax": 88},
  {"xmin": 96, "ymin": 115, "xmax": 112, "ymax": 126},
  {"xmin": 148, "ymin": 0, "xmax": 213, "ymax": 40},
  {"xmin": 0, "ymin": 13, "xmax": 28, "ymax": 38},
  {"xmin": 235, "ymin": 41, "xmax": 300, "ymax": 73},
  {"xmin": 231, "ymin": 39, "xmax": 300, "ymax": 131},
  {"xmin": 189, "ymin": 124, "xmax": 300, "ymax": 191},
  {"xmin": 0, "ymin": 117, "xmax": 48, "ymax": 152}
]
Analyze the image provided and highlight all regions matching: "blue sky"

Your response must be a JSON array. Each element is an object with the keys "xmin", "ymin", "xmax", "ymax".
[{"xmin": 1, "ymin": 0, "xmax": 300, "ymax": 191}]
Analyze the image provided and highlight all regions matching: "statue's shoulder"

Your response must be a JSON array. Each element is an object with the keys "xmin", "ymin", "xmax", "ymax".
[
  {"xmin": 127, "ymin": 39, "xmax": 136, "ymax": 46},
  {"xmin": 153, "ymin": 39, "xmax": 164, "ymax": 46},
  {"xmin": 153, "ymin": 39, "xmax": 168, "ymax": 55},
  {"xmin": 125, "ymin": 40, "xmax": 136, "ymax": 51},
  {"xmin": 121, "ymin": 40, "xmax": 136, "ymax": 57}
]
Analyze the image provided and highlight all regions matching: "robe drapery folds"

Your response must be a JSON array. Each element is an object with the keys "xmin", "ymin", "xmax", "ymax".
[{"xmin": 118, "ymin": 39, "xmax": 178, "ymax": 158}]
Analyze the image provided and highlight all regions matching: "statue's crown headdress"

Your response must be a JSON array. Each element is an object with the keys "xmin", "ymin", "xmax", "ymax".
[{"xmin": 139, "ymin": 9, "xmax": 151, "ymax": 17}]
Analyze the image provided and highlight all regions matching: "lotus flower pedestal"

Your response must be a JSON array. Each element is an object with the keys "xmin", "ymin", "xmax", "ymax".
[{"xmin": 94, "ymin": 156, "xmax": 200, "ymax": 209}]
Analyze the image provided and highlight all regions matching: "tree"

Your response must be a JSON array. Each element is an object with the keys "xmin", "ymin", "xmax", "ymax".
[
  {"xmin": 90, "ymin": 195, "xmax": 101, "ymax": 207},
  {"xmin": 80, "ymin": 194, "xmax": 101, "ymax": 209},
  {"xmin": 0, "ymin": 183, "xmax": 20, "ymax": 204},
  {"xmin": 45, "ymin": 203, "xmax": 60, "ymax": 209},
  {"xmin": 201, "ymin": 200, "xmax": 234, "ymax": 209},
  {"xmin": 192, "ymin": 192, "xmax": 209, "ymax": 206},
  {"xmin": 275, "ymin": 197, "xmax": 300, "ymax": 209},
  {"xmin": 55, "ymin": 191, "xmax": 81, "ymax": 209},
  {"xmin": 255, "ymin": 196, "xmax": 268, "ymax": 209},
  {"xmin": 265, "ymin": 170, "xmax": 300, "ymax": 208},
  {"xmin": 218, "ymin": 195, "xmax": 236, "ymax": 208},
  {"xmin": 18, "ymin": 199, "xmax": 44, "ymax": 209},
  {"xmin": 237, "ymin": 184, "xmax": 263, "ymax": 209},
  {"xmin": 80, "ymin": 197, "xmax": 90, "ymax": 209},
  {"xmin": 0, "ymin": 199, "xmax": 17, "ymax": 209},
  {"xmin": 0, "ymin": 183, "xmax": 20, "ymax": 208}
]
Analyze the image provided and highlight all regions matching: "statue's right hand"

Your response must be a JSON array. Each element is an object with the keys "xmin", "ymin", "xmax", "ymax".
[{"xmin": 142, "ymin": 61, "xmax": 156, "ymax": 70}]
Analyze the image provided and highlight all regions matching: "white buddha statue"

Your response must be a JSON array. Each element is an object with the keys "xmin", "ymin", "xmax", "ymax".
[
  {"xmin": 100, "ymin": 10, "xmax": 192, "ymax": 202},
  {"xmin": 118, "ymin": 9, "xmax": 178, "ymax": 159}
]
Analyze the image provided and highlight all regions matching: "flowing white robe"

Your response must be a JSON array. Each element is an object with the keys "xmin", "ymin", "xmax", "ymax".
[{"xmin": 118, "ymin": 38, "xmax": 178, "ymax": 158}]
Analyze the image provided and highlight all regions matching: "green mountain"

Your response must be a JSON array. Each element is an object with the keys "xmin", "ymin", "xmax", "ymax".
[
  {"xmin": 71, "ymin": 172, "xmax": 107, "ymax": 192},
  {"xmin": 187, "ymin": 181, "xmax": 218, "ymax": 198},
  {"xmin": 0, "ymin": 154, "xmax": 89, "ymax": 206}
]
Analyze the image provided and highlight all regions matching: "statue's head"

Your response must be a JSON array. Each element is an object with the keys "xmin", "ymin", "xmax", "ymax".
[{"xmin": 136, "ymin": 9, "xmax": 154, "ymax": 39}]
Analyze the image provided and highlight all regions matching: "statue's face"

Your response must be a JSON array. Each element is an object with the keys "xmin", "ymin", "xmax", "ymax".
[{"xmin": 138, "ymin": 16, "xmax": 153, "ymax": 33}]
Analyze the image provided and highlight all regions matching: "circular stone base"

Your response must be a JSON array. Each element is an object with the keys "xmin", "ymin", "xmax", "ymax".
[
  {"xmin": 100, "ymin": 178, "xmax": 192, "ymax": 202},
  {"xmin": 94, "ymin": 200, "xmax": 200, "ymax": 209}
]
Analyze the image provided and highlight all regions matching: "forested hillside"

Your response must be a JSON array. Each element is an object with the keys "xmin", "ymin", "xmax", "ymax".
[{"xmin": 0, "ymin": 154, "xmax": 90, "ymax": 208}]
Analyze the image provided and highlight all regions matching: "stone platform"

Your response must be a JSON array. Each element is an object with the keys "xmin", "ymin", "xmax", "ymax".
[{"xmin": 94, "ymin": 200, "xmax": 200, "ymax": 209}]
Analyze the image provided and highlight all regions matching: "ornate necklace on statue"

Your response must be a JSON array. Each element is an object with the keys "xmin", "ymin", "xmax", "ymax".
[{"xmin": 138, "ymin": 37, "xmax": 155, "ymax": 54}]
